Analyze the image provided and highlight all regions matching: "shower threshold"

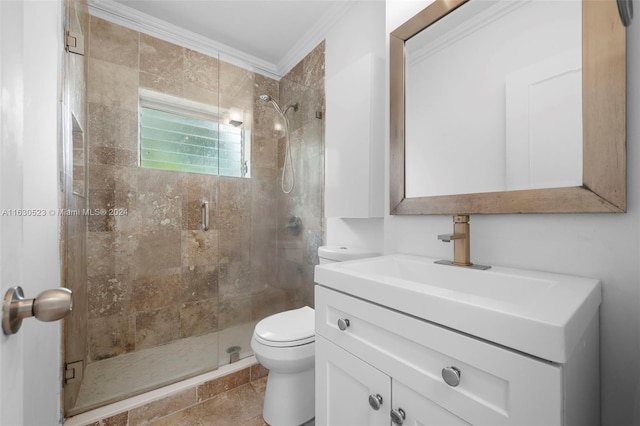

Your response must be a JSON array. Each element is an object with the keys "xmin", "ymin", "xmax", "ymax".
[{"xmin": 69, "ymin": 321, "xmax": 257, "ymax": 416}]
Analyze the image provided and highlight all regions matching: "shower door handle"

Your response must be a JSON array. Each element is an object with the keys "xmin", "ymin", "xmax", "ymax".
[
  {"xmin": 2, "ymin": 286, "xmax": 73, "ymax": 335},
  {"xmin": 201, "ymin": 200, "xmax": 209, "ymax": 231}
]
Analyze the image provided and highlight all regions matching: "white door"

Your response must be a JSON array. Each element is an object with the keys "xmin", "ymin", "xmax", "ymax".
[
  {"xmin": 1, "ymin": 1, "xmax": 63, "ymax": 425},
  {"xmin": 316, "ymin": 335, "xmax": 391, "ymax": 426}
]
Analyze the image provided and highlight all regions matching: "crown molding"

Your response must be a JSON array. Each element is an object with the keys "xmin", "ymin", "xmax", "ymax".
[
  {"xmin": 88, "ymin": 0, "xmax": 356, "ymax": 81},
  {"xmin": 87, "ymin": 0, "xmax": 281, "ymax": 79},
  {"xmin": 276, "ymin": 1, "xmax": 358, "ymax": 76}
]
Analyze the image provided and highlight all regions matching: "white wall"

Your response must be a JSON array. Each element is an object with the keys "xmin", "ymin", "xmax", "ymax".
[
  {"xmin": 324, "ymin": 0, "xmax": 385, "ymax": 252},
  {"xmin": 385, "ymin": 1, "xmax": 640, "ymax": 424}
]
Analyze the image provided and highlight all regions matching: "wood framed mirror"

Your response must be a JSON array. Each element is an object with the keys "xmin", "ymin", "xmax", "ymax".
[{"xmin": 390, "ymin": 0, "xmax": 626, "ymax": 214}]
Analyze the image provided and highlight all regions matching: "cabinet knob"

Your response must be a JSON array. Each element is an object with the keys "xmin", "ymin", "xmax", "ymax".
[
  {"xmin": 442, "ymin": 366, "xmax": 461, "ymax": 387},
  {"xmin": 368, "ymin": 393, "xmax": 383, "ymax": 410},
  {"xmin": 390, "ymin": 408, "xmax": 406, "ymax": 425},
  {"xmin": 337, "ymin": 318, "xmax": 350, "ymax": 331}
]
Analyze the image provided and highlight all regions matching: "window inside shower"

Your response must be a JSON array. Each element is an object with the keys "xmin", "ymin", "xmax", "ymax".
[{"xmin": 139, "ymin": 90, "xmax": 250, "ymax": 178}]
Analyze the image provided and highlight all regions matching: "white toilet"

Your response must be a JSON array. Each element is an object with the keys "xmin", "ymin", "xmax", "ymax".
[{"xmin": 251, "ymin": 245, "xmax": 379, "ymax": 426}]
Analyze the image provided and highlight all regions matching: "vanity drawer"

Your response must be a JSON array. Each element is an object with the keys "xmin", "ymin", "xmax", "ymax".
[{"xmin": 315, "ymin": 285, "xmax": 563, "ymax": 425}]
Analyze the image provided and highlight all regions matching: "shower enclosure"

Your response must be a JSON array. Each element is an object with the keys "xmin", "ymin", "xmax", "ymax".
[{"xmin": 62, "ymin": 0, "xmax": 325, "ymax": 415}]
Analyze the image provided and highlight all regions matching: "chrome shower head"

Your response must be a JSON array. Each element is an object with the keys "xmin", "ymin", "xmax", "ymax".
[{"xmin": 259, "ymin": 94, "xmax": 284, "ymax": 115}]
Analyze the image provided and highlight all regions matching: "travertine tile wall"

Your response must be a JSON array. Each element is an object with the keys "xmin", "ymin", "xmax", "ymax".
[
  {"xmin": 84, "ymin": 16, "xmax": 324, "ymax": 371},
  {"xmin": 276, "ymin": 42, "xmax": 326, "ymax": 309}
]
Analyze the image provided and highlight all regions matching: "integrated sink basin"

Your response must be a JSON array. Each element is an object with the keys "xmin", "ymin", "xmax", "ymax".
[{"xmin": 314, "ymin": 254, "xmax": 601, "ymax": 363}]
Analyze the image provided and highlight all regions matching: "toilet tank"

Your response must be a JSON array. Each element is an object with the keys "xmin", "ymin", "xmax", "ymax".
[{"xmin": 318, "ymin": 246, "xmax": 380, "ymax": 264}]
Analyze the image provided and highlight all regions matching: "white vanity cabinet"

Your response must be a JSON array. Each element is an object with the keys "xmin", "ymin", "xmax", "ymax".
[{"xmin": 315, "ymin": 285, "xmax": 599, "ymax": 426}]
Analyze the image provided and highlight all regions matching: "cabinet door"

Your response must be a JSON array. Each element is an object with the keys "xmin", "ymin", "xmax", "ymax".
[
  {"xmin": 316, "ymin": 335, "xmax": 390, "ymax": 426},
  {"xmin": 392, "ymin": 380, "xmax": 470, "ymax": 426}
]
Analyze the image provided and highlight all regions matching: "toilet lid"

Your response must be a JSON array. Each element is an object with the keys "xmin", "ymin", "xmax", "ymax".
[{"xmin": 254, "ymin": 306, "xmax": 315, "ymax": 346}]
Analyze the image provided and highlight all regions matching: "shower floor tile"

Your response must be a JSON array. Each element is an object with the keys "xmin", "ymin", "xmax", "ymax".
[{"xmin": 73, "ymin": 321, "xmax": 257, "ymax": 415}]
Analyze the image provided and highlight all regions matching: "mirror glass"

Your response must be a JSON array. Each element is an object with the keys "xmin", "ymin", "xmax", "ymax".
[{"xmin": 405, "ymin": 0, "xmax": 582, "ymax": 198}]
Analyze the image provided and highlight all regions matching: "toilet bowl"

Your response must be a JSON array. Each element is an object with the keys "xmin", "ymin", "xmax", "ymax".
[
  {"xmin": 252, "ymin": 246, "xmax": 380, "ymax": 425},
  {"xmin": 251, "ymin": 306, "xmax": 316, "ymax": 426}
]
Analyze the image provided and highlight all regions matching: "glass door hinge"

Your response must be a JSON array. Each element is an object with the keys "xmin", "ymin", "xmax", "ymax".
[
  {"xmin": 64, "ymin": 360, "xmax": 84, "ymax": 384},
  {"xmin": 65, "ymin": 30, "xmax": 85, "ymax": 56}
]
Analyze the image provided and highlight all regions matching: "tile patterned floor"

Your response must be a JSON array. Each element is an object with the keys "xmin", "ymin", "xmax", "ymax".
[{"xmin": 85, "ymin": 364, "xmax": 315, "ymax": 426}]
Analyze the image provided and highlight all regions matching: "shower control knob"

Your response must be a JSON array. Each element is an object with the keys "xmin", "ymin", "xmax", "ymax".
[
  {"xmin": 442, "ymin": 366, "xmax": 461, "ymax": 387},
  {"xmin": 368, "ymin": 393, "xmax": 383, "ymax": 410},
  {"xmin": 337, "ymin": 318, "xmax": 350, "ymax": 331},
  {"xmin": 390, "ymin": 408, "xmax": 406, "ymax": 425}
]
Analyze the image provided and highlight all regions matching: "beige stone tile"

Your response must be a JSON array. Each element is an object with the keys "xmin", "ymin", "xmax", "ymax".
[
  {"xmin": 89, "ymin": 411, "xmax": 129, "ymax": 426},
  {"xmin": 140, "ymin": 34, "xmax": 184, "ymax": 82},
  {"xmin": 240, "ymin": 416, "xmax": 269, "ymax": 426},
  {"xmin": 140, "ymin": 71, "xmax": 183, "ymax": 97},
  {"xmin": 219, "ymin": 61, "xmax": 255, "ymax": 101},
  {"xmin": 88, "ymin": 163, "xmax": 137, "ymax": 193},
  {"xmin": 218, "ymin": 294, "xmax": 252, "ymax": 329},
  {"xmin": 87, "ymin": 231, "xmax": 116, "ymax": 278},
  {"xmin": 249, "ymin": 376, "xmax": 268, "ymax": 400},
  {"xmin": 182, "ymin": 83, "xmax": 218, "ymax": 107},
  {"xmin": 87, "ymin": 189, "xmax": 134, "ymax": 232},
  {"xmin": 89, "ymin": 146, "xmax": 138, "ymax": 167},
  {"xmin": 181, "ymin": 230, "xmax": 219, "ymax": 268},
  {"xmin": 89, "ymin": 16, "xmax": 139, "ymax": 68},
  {"xmin": 250, "ymin": 364, "xmax": 269, "ymax": 382},
  {"xmin": 219, "ymin": 177, "xmax": 251, "ymax": 215},
  {"xmin": 135, "ymin": 307, "xmax": 182, "ymax": 350},
  {"xmin": 196, "ymin": 368, "xmax": 250, "ymax": 402},
  {"xmin": 88, "ymin": 58, "xmax": 138, "ymax": 112},
  {"xmin": 302, "ymin": 41, "xmax": 325, "ymax": 88},
  {"xmin": 218, "ymin": 260, "xmax": 252, "ymax": 297},
  {"xmin": 184, "ymin": 49, "xmax": 219, "ymax": 92},
  {"xmin": 251, "ymin": 287, "xmax": 287, "ymax": 322},
  {"xmin": 129, "ymin": 388, "xmax": 196, "ymax": 425},
  {"xmin": 218, "ymin": 228, "xmax": 251, "ymax": 263},
  {"xmin": 88, "ymin": 314, "xmax": 135, "ymax": 361},
  {"xmin": 181, "ymin": 265, "xmax": 218, "ymax": 302},
  {"xmin": 88, "ymin": 274, "xmax": 130, "ymax": 318},
  {"xmin": 130, "ymin": 270, "xmax": 182, "ymax": 313},
  {"xmin": 251, "ymin": 133, "xmax": 278, "ymax": 172},
  {"xmin": 88, "ymin": 103, "xmax": 138, "ymax": 151},
  {"xmin": 132, "ymin": 230, "xmax": 182, "ymax": 277},
  {"xmin": 137, "ymin": 168, "xmax": 183, "ymax": 195},
  {"xmin": 150, "ymin": 384, "xmax": 262, "ymax": 426},
  {"xmin": 136, "ymin": 191, "xmax": 182, "ymax": 232},
  {"xmin": 180, "ymin": 298, "xmax": 218, "ymax": 337}
]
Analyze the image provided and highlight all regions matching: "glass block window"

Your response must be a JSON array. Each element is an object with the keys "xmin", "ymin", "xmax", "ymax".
[{"xmin": 139, "ymin": 90, "xmax": 249, "ymax": 177}]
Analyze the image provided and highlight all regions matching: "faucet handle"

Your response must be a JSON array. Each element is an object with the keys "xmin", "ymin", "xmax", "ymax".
[{"xmin": 437, "ymin": 233, "xmax": 465, "ymax": 242}]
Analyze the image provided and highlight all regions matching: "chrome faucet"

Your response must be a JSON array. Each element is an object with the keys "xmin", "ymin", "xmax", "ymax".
[{"xmin": 436, "ymin": 215, "xmax": 491, "ymax": 270}]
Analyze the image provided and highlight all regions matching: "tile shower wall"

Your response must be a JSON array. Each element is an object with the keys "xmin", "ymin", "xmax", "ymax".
[
  {"xmin": 276, "ymin": 42, "xmax": 325, "ymax": 309},
  {"xmin": 84, "ymin": 17, "xmax": 324, "ymax": 368}
]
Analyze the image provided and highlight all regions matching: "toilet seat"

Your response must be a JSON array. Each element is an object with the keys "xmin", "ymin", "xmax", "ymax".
[{"xmin": 254, "ymin": 306, "xmax": 315, "ymax": 347}]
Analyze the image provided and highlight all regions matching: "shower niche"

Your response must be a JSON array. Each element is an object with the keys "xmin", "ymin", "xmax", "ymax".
[{"xmin": 63, "ymin": 8, "xmax": 325, "ymax": 416}]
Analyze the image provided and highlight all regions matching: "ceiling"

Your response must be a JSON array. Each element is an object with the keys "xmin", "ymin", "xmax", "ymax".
[{"xmin": 108, "ymin": 0, "xmax": 347, "ymax": 76}]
